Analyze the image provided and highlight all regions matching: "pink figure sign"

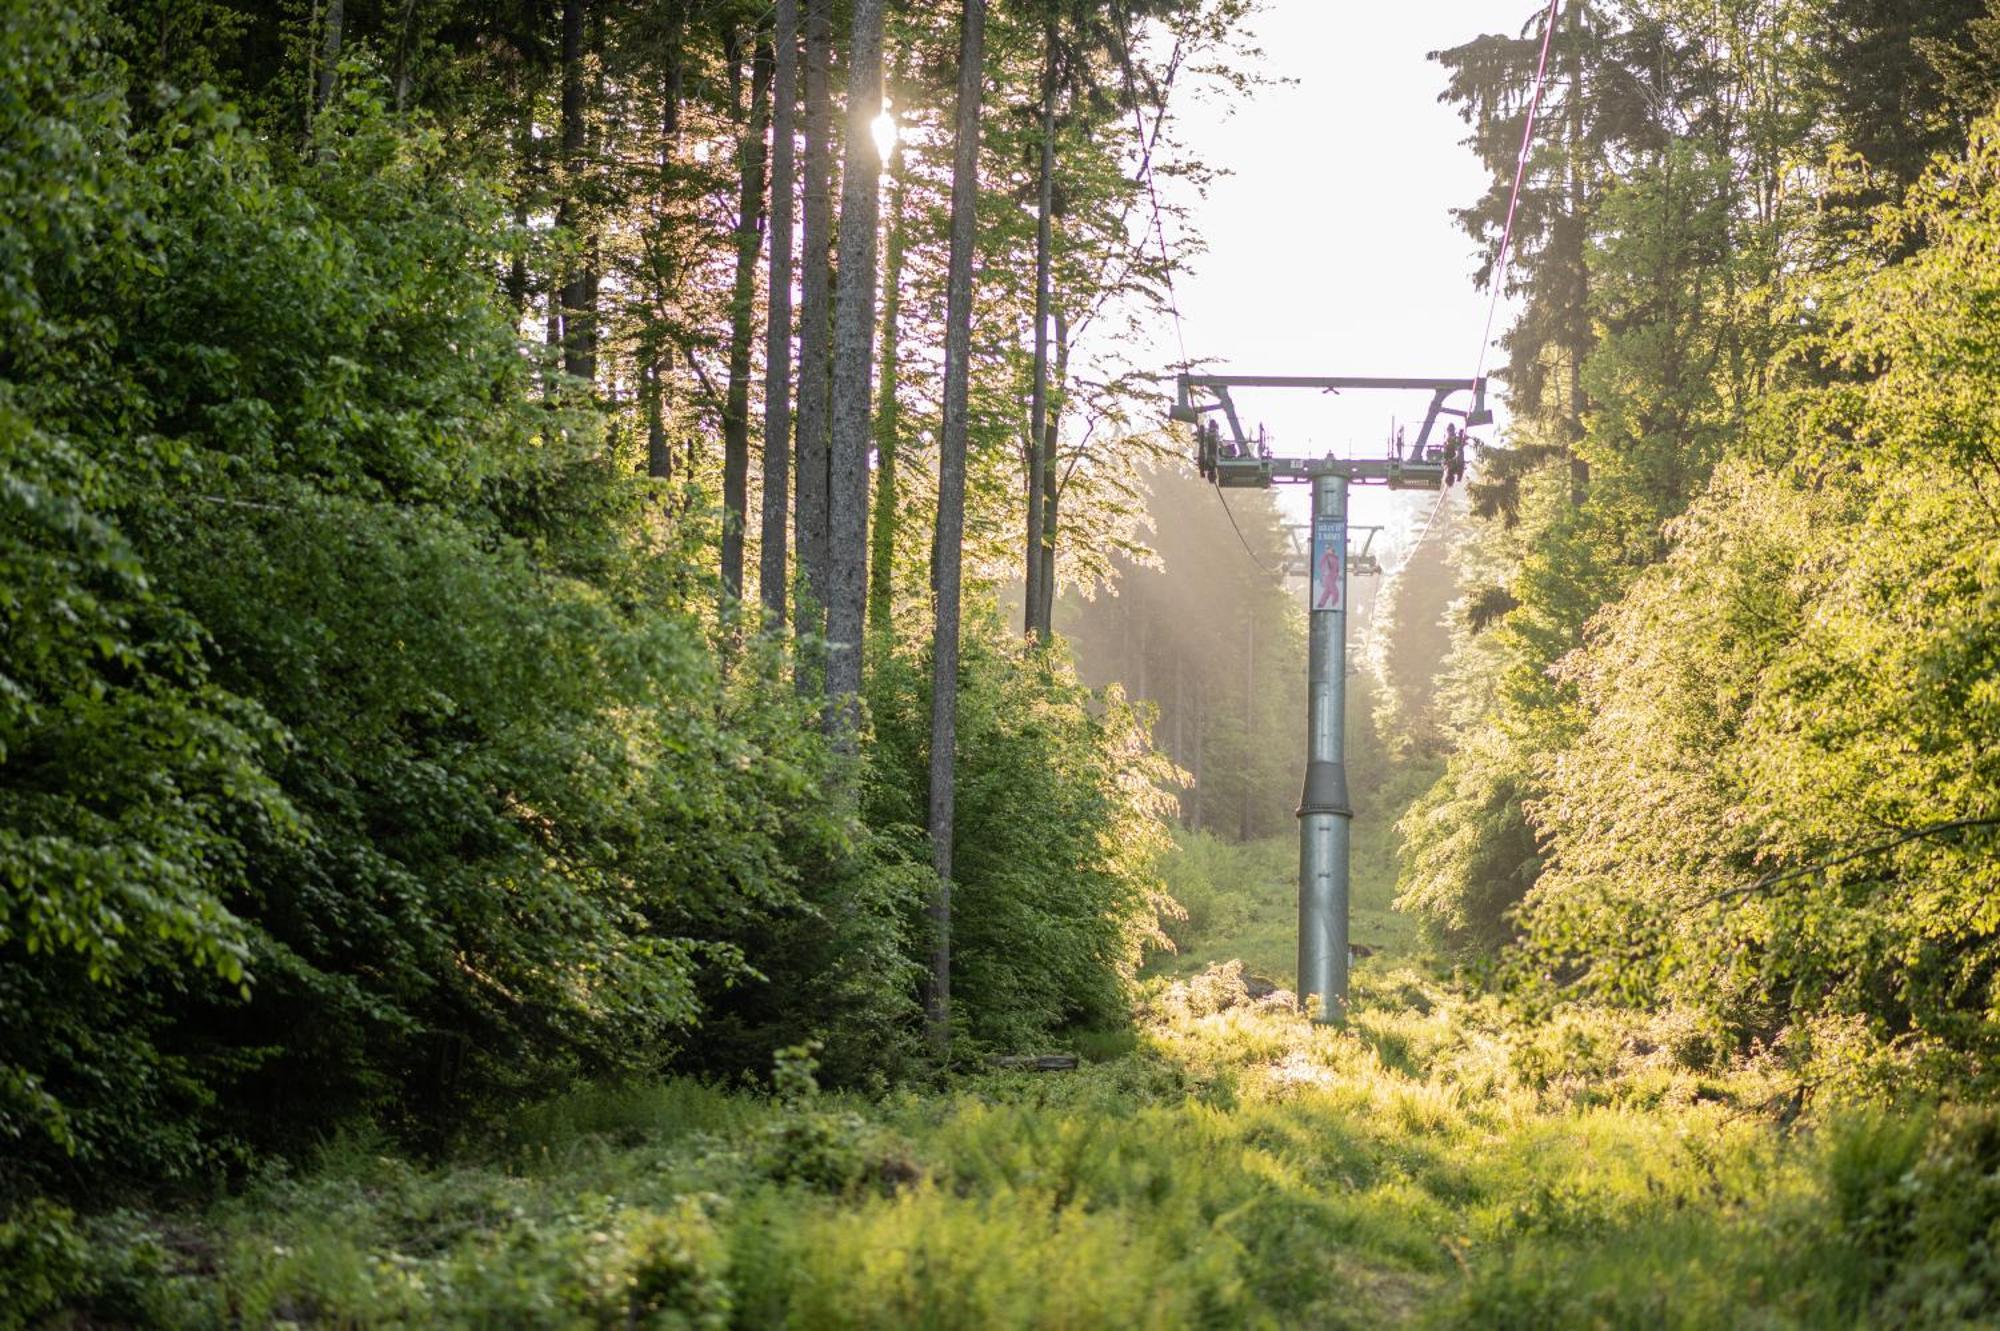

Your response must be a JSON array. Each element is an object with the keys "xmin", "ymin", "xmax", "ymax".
[
  {"xmin": 1317, "ymin": 544, "xmax": 1342, "ymax": 610},
  {"xmin": 1310, "ymin": 516, "xmax": 1344, "ymax": 612}
]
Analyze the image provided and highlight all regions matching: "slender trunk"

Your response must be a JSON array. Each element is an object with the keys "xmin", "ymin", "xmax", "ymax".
[
  {"xmin": 1191, "ymin": 682, "xmax": 1204, "ymax": 830},
  {"xmin": 305, "ymin": 0, "xmax": 344, "ymax": 154},
  {"xmin": 1023, "ymin": 426, "xmax": 1043, "ymax": 636},
  {"xmin": 557, "ymin": 0, "xmax": 596, "ymax": 386},
  {"xmin": 760, "ymin": 0, "xmax": 800, "ymax": 624},
  {"xmin": 314, "ymin": 0, "xmax": 345, "ymax": 115},
  {"xmin": 647, "ymin": 32, "xmax": 682, "ymax": 484},
  {"xmin": 1024, "ymin": 13, "xmax": 1057, "ymax": 640},
  {"xmin": 391, "ymin": 0, "xmax": 419, "ymax": 113},
  {"xmin": 1136, "ymin": 614, "xmax": 1150, "ymax": 699},
  {"xmin": 1563, "ymin": 0, "xmax": 1587, "ymax": 506},
  {"xmin": 506, "ymin": 70, "xmax": 531, "ymax": 322},
  {"xmin": 1174, "ymin": 646, "xmax": 1185, "ymax": 762},
  {"xmin": 824, "ymin": 0, "xmax": 886, "ymax": 743},
  {"xmin": 545, "ymin": 292, "xmax": 562, "ymax": 400},
  {"xmin": 646, "ymin": 359, "xmax": 670, "ymax": 480},
  {"xmin": 1035, "ymin": 307, "xmax": 1066, "ymax": 635},
  {"xmin": 794, "ymin": 0, "xmax": 835, "ymax": 694},
  {"xmin": 722, "ymin": 29, "xmax": 774, "ymax": 604},
  {"xmin": 661, "ymin": 12, "xmax": 683, "ymax": 155},
  {"xmin": 1037, "ymin": 415, "xmax": 1057, "ymax": 631},
  {"xmin": 868, "ymin": 79, "xmax": 909, "ymax": 645},
  {"xmin": 1120, "ymin": 592, "xmax": 1132, "ymax": 686},
  {"xmin": 927, "ymin": 0, "xmax": 988, "ymax": 1054}
]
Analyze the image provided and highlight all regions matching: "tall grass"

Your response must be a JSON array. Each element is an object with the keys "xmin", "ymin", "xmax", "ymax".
[{"xmin": 20, "ymin": 833, "xmax": 1998, "ymax": 1328}]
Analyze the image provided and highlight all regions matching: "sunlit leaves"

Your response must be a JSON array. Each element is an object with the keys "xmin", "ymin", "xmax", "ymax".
[{"xmin": 1506, "ymin": 116, "xmax": 2000, "ymax": 1087}]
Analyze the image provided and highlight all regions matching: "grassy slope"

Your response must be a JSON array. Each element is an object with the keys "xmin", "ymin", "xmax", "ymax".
[
  {"xmin": 33, "ymin": 825, "xmax": 1978, "ymax": 1329},
  {"xmin": 1145, "ymin": 819, "xmax": 1417, "ymax": 985}
]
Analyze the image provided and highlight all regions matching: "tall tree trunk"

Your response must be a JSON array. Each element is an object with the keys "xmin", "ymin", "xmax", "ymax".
[
  {"xmin": 1563, "ymin": 0, "xmax": 1589, "ymax": 507},
  {"xmin": 557, "ymin": 0, "xmax": 596, "ymax": 386},
  {"xmin": 1035, "ymin": 307, "xmax": 1067, "ymax": 635},
  {"xmin": 868, "ymin": 63, "xmax": 910, "ymax": 645},
  {"xmin": 1037, "ymin": 416, "xmax": 1057, "ymax": 631},
  {"xmin": 1023, "ymin": 12, "xmax": 1058, "ymax": 640},
  {"xmin": 824, "ymin": 0, "xmax": 886, "ymax": 743},
  {"xmin": 545, "ymin": 292, "xmax": 562, "ymax": 399},
  {"xmin": 646, "ymin": 360, "xmax": 670, "ymax": 480},
  {"xmin": 647, "ymin": 28, "xmax": 683, "ymax": 485},
  {"xmin": 305, "ymin": 0, "xmax": 345, "ymax": 153},
  {"xmin": 314, "ymin": 0, "xmax": 345, "ymax": 114},
  {"xmin": 760, "ymin": 0, "xmax": 800, "ymax": 624},
  {"xmin": 391, "ymin": 0, "xmax": 419, "ymax": 113},
  {"xmin": 506, "ymin": 70, "xmax": 532, "ymax": 322},
  {"xmin": 721, "ymin": 28, "xmax": 774, "ymax": 604},
  {"xmin": 1136, "ymin": 613, "xmax": 1150, "ymax": 699},
  {"xmin": 1173, "ymin": 647, "xmax": 1185, "ymax": 767},
  {"xmin": 1240, "ymin": 608, "xmax": 1254, "ymax": 841},
  {"xmin": 927, "ymin": 0, "xmax": 988, "ymax": 1054},
  {"xmin": 1191, "ymin": 683, "xmax": 1204, "ymax": 831},
  {"xmin": 794, "ymin": 0, "xmax": 835, "ymax": 694}
]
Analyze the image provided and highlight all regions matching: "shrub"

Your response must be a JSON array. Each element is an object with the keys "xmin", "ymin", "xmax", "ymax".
[
  {"xmin": 866, "ymin": 622, "xmax": 1180, "ymax": 1050},
  {"xmin": 0, "ymin": 8, "xmax": 898, "ymax": 1193}
]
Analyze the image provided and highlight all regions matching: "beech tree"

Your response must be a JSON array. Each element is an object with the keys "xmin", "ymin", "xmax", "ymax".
[
  {"xmin": 925, "ymin": 0, "xmax": 989, "ymax": 1051},
  {"xmin": 719, "ymin": 19, "xmax": 774, "ymax": 602},
  {"xmin": 824, "ymin": 0, "xmax": 887, "ymax": 740},
  {"xmin": 759, "ymin": 0, "xmax": 799, "ymax": 622}
]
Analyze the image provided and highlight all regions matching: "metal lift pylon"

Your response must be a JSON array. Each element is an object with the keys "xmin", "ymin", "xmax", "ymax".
[{"xmin": 1172, "ymin": 373, "xmax": 1490, "ymax": 1024}]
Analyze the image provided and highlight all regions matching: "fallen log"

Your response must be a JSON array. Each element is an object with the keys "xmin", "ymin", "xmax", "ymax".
[{"xmin": 993, "ymin": 1055, "xmax": 1080, "ymax": 1071}]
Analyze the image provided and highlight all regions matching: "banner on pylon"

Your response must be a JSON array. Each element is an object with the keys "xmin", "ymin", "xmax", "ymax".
[{"xmin": 1310, "ymin": 514, "xmax": 1344, "ymax": 613}]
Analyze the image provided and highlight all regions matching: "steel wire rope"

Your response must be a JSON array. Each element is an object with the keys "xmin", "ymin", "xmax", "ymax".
[
  {"xmin": 1113, "ymin": 0, "xmax": 1281, "ymax": 579},
  {"xmin": 1389, "ymin": 0, "xmax": 1561, "ymax": 579},
  {"xmin": 1117, "ymin": 0, "xmax": 1561, "ymax": 582},
  {"xmin": 1474, "ymin": 0, "xmax": 1563, "ymax": 393}
]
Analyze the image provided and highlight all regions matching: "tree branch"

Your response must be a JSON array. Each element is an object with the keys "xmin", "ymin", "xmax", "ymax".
[{"xmin": 1695, "ymin": 815, "xmax": 2000, "ymax": 910}]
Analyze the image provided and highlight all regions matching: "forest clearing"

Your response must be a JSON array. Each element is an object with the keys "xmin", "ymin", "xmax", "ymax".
[
  {"xmin": 13, "ymin": 832, "xmax": 1995, "ymax": 1328},
  {"xmin": 8, "ymin": 0, "xmax": 2000, "ymax": 1326}
]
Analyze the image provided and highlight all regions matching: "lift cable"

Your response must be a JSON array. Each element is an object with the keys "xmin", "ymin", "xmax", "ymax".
[
  {"xmin": 1124, "ymin": 0, "xmax": 1562, "ymax": 582},
  {"xmin": 1115, "ymin": 0, "xmax": 1276, "ymax": 579},
  {"xmin": 1114, "ymin": 0, "xmax": 1191, "ymax": 370},
  {"xmin": 1214, "ymin": 487, "xmax": 1282, "ymax": 578},
  {"xmin": 1388, "ymin": 489, "xmax": 1450, "ymax": 579},
  {"xmin": 1392, "ymin": 0, "xmax": 1561, "ymax": 580},
  {"xmin": 1473, "ymin": 0, "xmax": 1563, "ymax": 393}
]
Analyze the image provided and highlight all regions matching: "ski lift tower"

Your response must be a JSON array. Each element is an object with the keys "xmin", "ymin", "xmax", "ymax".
[{"xmin": 1172, "ymin": 373, "xmax": 1490, "ymax": 1024}]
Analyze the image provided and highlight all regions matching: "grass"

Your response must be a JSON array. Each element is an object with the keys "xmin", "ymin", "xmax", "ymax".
[
  {"xmin": 17, "ymin": 830, "xmax": 1999, "ymax": 1329},
  {"xmin": 1146, "ymin": 819, "xmax": 1421, "ymax": 986}
]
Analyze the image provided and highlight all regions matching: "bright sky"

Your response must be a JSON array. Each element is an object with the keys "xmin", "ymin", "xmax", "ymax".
[{"xmin": 1158, "ymin": 0, "xmax": 1521, "ymax": 549}]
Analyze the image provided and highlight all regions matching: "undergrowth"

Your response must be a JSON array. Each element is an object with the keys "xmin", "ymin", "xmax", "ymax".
[{"xmin": 13, "ymin": 840, "xmax": 1997, "ymax": 1329}]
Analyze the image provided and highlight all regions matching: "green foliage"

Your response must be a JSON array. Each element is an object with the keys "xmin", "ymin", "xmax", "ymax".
[
  {"xmin": 1407, "ymin": 7, "xmax": 2000, "ymax": 1099},
  {"xmin": 0, "ymin": 1200, "xmax": 92, "ymax": 1331},
  {"xmin": 869, "ymin": 619, "xmax": 1181, "ymax": 1049},
  {"xmin": 1832, "ymin": 1106, "xmax": 2000, "ymax": 1324},
  {"xmin": 0, "ymin": 5, "xmax": 927, "ymax": 1195},
  {"xmin": 1154, "ymin": 827, "xmax": 1266, "ymax": 957},
  {"xmin": 0, "ymin": 0, "xmax": 286, "ymax": 1186},
  {"xmin": 2, "ymin": 0, "xmax": 1193, "ymax": 1200},
  {"xmin": 1502, "ymin": 118, "xmax": 2000, "ymax": 1086},
  {"xmin": 15, "ymin": 828, "xmax": 1998, "ymax": 1329},
  {"xmin": 34, "ymin": 956, "xmax": 2000, "ymax": 1329},
  {"xmin": 1395, "ymin": 726, "xmax": 1543, "ymax": 954},
  {"xmin": 1819, "ymin": 0, "xmax": 1991, "ymax": 204}
]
